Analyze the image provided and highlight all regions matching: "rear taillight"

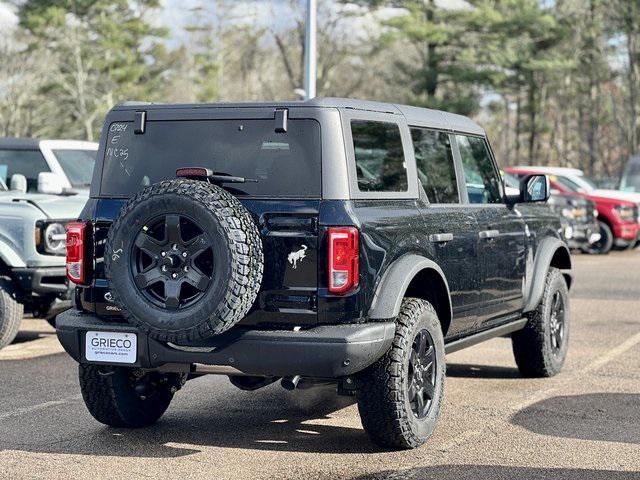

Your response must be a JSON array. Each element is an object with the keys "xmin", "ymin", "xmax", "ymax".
[
  {"xmin": 66, "ymin": 222, "xmax": 88, "ymax": 285},
  {"xmin": 328, "ymin": 227, "xmax": 359, "ymax": 294}
]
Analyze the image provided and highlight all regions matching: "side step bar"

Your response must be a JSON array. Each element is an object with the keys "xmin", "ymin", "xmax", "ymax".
[{"xmin": 445, "ymin": 318, "xmax": 528, "ymax": 354}]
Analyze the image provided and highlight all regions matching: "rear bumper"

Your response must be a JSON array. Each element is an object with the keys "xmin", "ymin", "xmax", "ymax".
[{"xmin": 56, "ymin": 309, "xmax": 395, "ymax": 378}]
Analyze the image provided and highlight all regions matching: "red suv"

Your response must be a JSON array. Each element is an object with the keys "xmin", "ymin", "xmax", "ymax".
[{"xmin": 506, "ymin": 166, "xmax": 640, "ymax": 254}]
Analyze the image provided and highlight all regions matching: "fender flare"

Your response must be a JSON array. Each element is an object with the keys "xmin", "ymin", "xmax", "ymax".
[
  {"xmin": 368, "ymin": 254, "xmax": 452, "ymax": 324},
  {"xmin": 523, "ymin": 237, "xmax": 572, "ymax": 313},
  {"xmin": 0, "ymin": 241, "xmax": 26, "ymax": 269}
]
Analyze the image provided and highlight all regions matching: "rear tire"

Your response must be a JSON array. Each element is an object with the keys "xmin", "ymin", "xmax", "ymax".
[
  {"xmin": 356, "ymin": 298, "xmax": 445, "ymax": 449},
  {"xmin": 79, "ymin": 365, "xmax": 179, "ymax": 428},
  {"xmin": 0, "ymin": 278, "xmax": 23, "ymax": 349},
  {"xmin": 585, "ymin": 221, "xmax": 613, "ymax": 254},
  {"xmin": 512, "ymin": 268, "xmax": 569, "ymax": 377}
]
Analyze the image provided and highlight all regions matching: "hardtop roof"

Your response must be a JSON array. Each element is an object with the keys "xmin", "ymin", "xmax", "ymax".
[
  {"xmin": 113, "ymin": 97, "xmax": 485, "ymax": 136},
  {"xmin": 0, "ymin": 137, "xmax": 40, "ymax": 150}
]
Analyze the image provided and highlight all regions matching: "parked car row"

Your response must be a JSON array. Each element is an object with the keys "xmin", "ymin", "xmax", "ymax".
[
  {"xmin": 505, "ymin": 166, "xmax": 640, "ymax": 254},
  {"xmin": 503, "ymin": 171, "xmax": 601, "ymax": 253},
  {"xmin": 0, "ymin": 138, "xmax": 96, "ymax": 348}
]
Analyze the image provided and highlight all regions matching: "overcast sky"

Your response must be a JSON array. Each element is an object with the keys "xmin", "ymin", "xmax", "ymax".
[
  {"xmin": 0, "ymin": 1, "xmax": 16, "ymax": 30},
  {"xmin": 0, "ymin": 0, "xmax": 470, "ymax": 38}
]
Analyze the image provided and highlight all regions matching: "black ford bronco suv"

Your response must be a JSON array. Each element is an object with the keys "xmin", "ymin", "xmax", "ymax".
[{"xmin": 57, "ymin": 98, "xmax": 572, "ymax": 449}]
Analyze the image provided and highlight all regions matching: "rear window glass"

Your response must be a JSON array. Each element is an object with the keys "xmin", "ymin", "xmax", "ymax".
[
  {"xmin": 352, "ymin": 120, "xmax": 407, "ymax": 192},
  {"xmin": 0, "ymin": 149, "xmax": 50, "ymax": 192},
  {"xmin": 100, "ymin": 119, "xmax": 321, "ymax": 197}
]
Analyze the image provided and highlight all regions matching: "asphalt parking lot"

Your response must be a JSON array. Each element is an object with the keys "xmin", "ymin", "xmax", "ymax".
[{"xmin": 1, "ymin": 251, "xmax": 639, "ymax": 480}]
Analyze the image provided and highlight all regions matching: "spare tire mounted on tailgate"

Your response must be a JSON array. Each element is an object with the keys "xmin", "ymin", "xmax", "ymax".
[{"xmin": 105, "ymin": 179, "xmax": 263, "ymax": 343}]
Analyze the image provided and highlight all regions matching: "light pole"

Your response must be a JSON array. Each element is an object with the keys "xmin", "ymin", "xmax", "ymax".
[{"xmin": 303, "ymin": 0, "xmax": 317, "ymax": 100}]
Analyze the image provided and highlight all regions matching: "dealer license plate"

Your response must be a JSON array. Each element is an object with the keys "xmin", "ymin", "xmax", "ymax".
[{"xmin": 85, "ymin": 331, "xmax": 137, "ymax": 364}]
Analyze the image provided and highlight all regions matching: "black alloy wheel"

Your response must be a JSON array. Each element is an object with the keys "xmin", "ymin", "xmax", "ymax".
[
  {"xmin": 511, "ymin": 267, "xmax": 570, "ymax": 378},
  {"xmin": 356, "ymin": 298, "xmax": 445, "ymax": 449},
  {"xmin": 408, "ymin": 329, "xmax": 437, "ymax": 419},
  {"xmin": 548, "ymin": 291, "xmax": 565, "ymax": 355},
  {"xmin": 132, "ymin": 214, "xmax": 213, "ymax": 310}
]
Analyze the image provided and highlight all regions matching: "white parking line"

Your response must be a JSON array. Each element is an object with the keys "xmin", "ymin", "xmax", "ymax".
[
  {"xmin": 582, "ymin": 329, "xmax": 640, "ymax": 373},
  {"xmin": 0, "ymin": 395, "xmax": 81, "ymax": 421},
  {"xmin": 511, "ymin": 329, "xmax": 640, "ymax": 412},
  {"xmin": 438, "ymin": 429, "xmax": 483, "ymax": 452},
  {"xmin": 0, "ymin": 335, "xmax": 64, "ymax": 361}
]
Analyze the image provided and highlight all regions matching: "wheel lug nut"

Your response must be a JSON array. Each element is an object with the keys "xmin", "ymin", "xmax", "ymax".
[
  {"xmin": 172, "ymin": 273, "xmax": 178, "ymax": 279},
  {"xmin": 172, "ymin": 244, "xmax": 178, "ymax": 250},
  {"xmin": 183, "ymin": 266, "xmax": 189, "ymax": 272},
  {"xmin": 161, "ymin": 251, "xmax": 166, "ymax": 257},
  {"xmin": 182, "ymin": 252, "xmax": 187, "ymax": 258},
  {"xmin": 162, "ymin": 266, "xmax": 167, "ymax": 272}
]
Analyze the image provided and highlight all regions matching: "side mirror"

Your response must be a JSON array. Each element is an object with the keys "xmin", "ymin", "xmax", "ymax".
[
  {"xmin": 37, "ymin": 172, "xmax": 65, "ymax": 195},
  {"xmin": 520, "ymin": 174, "xmax": 550, "ymax": 203},
  {"xmin": 9, "ymin": 174, "xmax": 27, "ymax": 194}
]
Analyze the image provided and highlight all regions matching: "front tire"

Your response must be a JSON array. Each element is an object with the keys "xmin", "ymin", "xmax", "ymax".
[
  {"xmin": 0, "ymin": 278, "xmax": 23, "ymax": 349},
  {"xmin": 512, "ymin": 267, "xmax": 569, "ymax": 377},
  {"xmin": 585, "ymin": 221, "xmax": 613, "ymax": 254},
  {"xmin": 79, "ymin": 365, "xmax": 180, "ymax": 428},
  {"xmin": 356, "ymin": 298, "xmax": 445, "ymax": 449}
]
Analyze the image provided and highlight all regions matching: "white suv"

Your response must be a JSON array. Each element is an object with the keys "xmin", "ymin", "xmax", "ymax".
[{"xmin": 0, "ymin": 138, "xmax": 98, "ymax": 194}]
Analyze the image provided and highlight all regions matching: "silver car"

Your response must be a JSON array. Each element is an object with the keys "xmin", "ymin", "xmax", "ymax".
[{"xmin": 0, "ymin": 149, "xmax": 88, "ymax": 349}]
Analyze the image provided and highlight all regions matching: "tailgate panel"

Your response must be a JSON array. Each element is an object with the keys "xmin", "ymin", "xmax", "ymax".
[{"xmin": 88, "ymin": 198, "xmax": 320, "ymax": 327}]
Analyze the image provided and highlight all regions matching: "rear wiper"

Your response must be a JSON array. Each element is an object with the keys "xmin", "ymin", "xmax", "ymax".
[
  {"xmin": 176, "ymin": 167, "xmax": 258, "ymax": 184},
  {"xmin": 209, "ymin": 174, "xmax": 258, "ymax": 184}
]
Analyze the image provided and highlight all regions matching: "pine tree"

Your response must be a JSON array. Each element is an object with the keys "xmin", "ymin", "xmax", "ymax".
[{"xmin": 18, "ymin": 0, "xmax": 169, "ymax": 140}]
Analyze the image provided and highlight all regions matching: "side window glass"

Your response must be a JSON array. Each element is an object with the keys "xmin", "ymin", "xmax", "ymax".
[
  {"xmin": 456, "ymin": 135, "xmax": 502, "ymax": 204},
  {"xmin": 411, "ymin": 128, "xmax": 458, "ymax": 203},
  {"xmin": 352, "ymin": 120, "xmax": 408, "ymax": 192}
]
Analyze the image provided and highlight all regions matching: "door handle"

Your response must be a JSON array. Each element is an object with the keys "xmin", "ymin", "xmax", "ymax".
[
  {"xmin": 479, "ymin": 229, "xmax": 500, "ymax": 239},
  {"xmin": 429, "ymin": 233, "xmax": 454, "ymax": 243}
]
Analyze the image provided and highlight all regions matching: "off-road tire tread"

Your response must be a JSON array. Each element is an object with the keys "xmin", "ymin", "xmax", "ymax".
[
  {"xmin": 0, "ymin": 278, "xmax": 23, "ymax": 349},
  {"xmin": 512, "ymin": 267, "xmax": 569, "ymax": 377},
  {"xmin": 79, "ymin": 365, "xmax": 173, "ymax": 428},
  {"xmin": 356, "ymin": 298, "xmax": 445, "ymax": 449},
  {"xmin": 105, "ymin": 179, "xmax": 263, "ymax": 342}
]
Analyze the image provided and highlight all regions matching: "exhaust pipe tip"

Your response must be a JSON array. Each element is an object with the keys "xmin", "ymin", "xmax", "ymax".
[{"xmin": 281, "ymin": 375, "xmax": 301, "ymax": 391}]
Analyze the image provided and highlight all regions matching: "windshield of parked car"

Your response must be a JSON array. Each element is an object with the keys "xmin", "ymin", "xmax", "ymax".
[
  {"xmin": 621, "ymin": 158, "xmax": 640, "ymax": 192},
  {"xmin": 0, "ymin": 149, "xmax": 51, "ymax": 192},
  {"xmin": 502, "ymin": 172, "xmax": 520, "ymax": 189},
  {"xmin": 554, "ymin": 174, "xmax": 597, "ymax": 193},
  {"xmin": 52, "ymin": 149, "xmax": 96, "ymax": 188}
]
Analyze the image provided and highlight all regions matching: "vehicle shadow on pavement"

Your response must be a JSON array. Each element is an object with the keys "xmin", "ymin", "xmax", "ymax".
[
  {"xmin": 353, "ymin": 465, "xmax": 640, "ymax": 479},
  {"xmin": 11, "ymin": 330, "xmax": 51, "ymax": 345},
  {"xmin": 511, "ymin": 393, "xmax": 640, "ymax": 445},
  {"xmin": 446, "ymin": 363, "xmax": 521, "ymax": 379},
  {"xmin": 0, "ymin": 379, "xmax": 379, "ymax": 458},
  {"xmin": 147, "ymin": 381, "xmax": 376, "ymax": 455}
]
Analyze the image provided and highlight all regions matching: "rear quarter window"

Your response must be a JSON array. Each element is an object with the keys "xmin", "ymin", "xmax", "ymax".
[
  {"xmin": 351, "ymin": 120, "xmax": 408, "ymax": 193},
  {"xmin": 100, "ymin": 118, "xmax": 321, "ymax": 198}
]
